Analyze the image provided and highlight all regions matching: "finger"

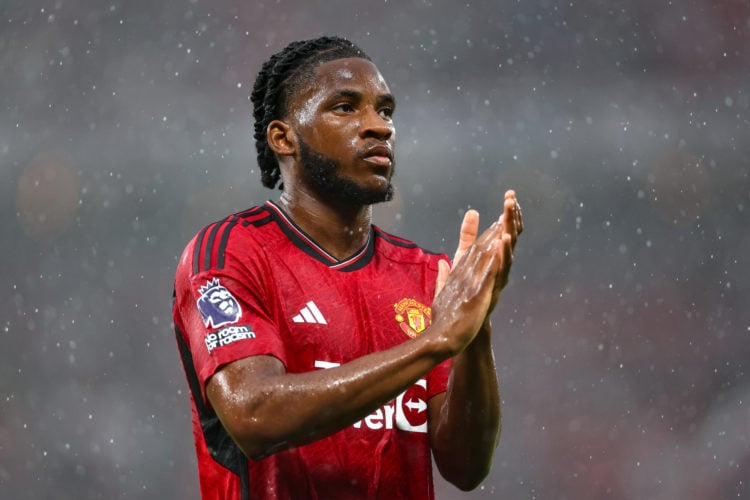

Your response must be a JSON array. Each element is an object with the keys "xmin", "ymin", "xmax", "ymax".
[
  {"xmin": 505, "ymin": 190, "xmax": 523, "ymax": 235},
  {"xmin": 498, "ymin": 191, "xmax": 514, "ymax": 224},
  {"xmin": 515, "ymin": 201, "xmax": 523, "ymax": 235},
  {"xmin": 443, "ymin": 220, "xmax": 501, "ymax": 295},
  {"xmin": 454, "ymin": 209, "xmax": 479, "ymax": 264},
  {"xmin": 502, "ymin": 196, "xmax": 518, "ymax": 245},
  {"xmin": 464, "ymin": 237, "xmax": 502, "ymax": 299},
  {"xmin": 495, "ymin": 232, "xmax": 514, "ymax": 296},
  {"xmin": 507, "ymin": 190, "xmax": 523, "ymax": 236},
  {"xmin": 482, "ymin": 233, "xmax": 513, "ymax": 316},
  {"xmin": 434, "ymin": 259, "xmax": 451, "ymax": 297}
]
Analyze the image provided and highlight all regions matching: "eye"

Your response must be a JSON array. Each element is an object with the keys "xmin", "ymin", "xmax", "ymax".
[
  {"xmin": 378, "ymin": 106, "xmax": 394, "ymax": 119},
  {"xmin": 332, "ymin": 102, "xmax": 355, "ymax": 113}
]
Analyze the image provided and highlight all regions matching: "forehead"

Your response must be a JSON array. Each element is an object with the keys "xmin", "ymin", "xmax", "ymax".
[{"xmin": 298, "ymin": 57, "xmax": 391, "ymax": 103}]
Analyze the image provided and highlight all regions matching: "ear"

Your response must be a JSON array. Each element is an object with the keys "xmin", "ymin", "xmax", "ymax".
[{"xmin": 267, "ymin": 119, "xmax": 296, "ymax": 157}]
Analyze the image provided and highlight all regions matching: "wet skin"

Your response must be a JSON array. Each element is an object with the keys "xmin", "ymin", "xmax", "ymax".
[
  {"xmin": 289, "ymin": 57, "xmax": 396, "ymax": 198},
  {"xmin": 267, "ymin": 57, "xmax": 397, "ymax": 260},
  {"xmin": 205, "ymin": 55, "xmax": 524, "ymax": 491}
]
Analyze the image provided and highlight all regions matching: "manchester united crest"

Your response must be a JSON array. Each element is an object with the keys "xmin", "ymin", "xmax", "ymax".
[{"xmin": 394, "ymin": 298, "xmax": 432, "ymax": 338}]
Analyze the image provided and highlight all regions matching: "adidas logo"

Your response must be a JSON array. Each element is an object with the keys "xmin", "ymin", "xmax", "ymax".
[{"xmin": 292, "ymin": 301, "xmax": 328, "ymax": 325}]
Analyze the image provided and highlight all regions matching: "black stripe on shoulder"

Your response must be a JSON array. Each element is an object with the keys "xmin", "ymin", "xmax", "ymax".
[
  {"xmin": 193, "ymin": 207, "xmax": 269, "ymax": 274},
  {"xmin": 216, "ymin": 216, "xmax": 239, "ymax": 270},
  {"xmin": 202, "ymin": 221, "xmax": 224, "ymax": 272},
  {"xmin": 235, "ymin": 206, "xmax": 266, "ymax": 218},
  {"xmin": 193, "ymin": 225, "xmax": 211, "ymax": 275},
  {"xmin": 374, "ymin": 228, "xmax": 442, "ymax": 255},
  {"xmin": 242, "ymin": 214, "xmax": 273, "ymax": 227},
  {"xmin": 374, "ymin": 228, "xmax": 418, "ymax": 249},
  {"xmin": 237, "ymin": 205, "xmax": 273, "ymax": 228}
]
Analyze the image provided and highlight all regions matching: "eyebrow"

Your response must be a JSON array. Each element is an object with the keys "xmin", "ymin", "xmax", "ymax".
[{"xmin": 328, "ymin": 89, "xmax": 396, "ymax": 108}]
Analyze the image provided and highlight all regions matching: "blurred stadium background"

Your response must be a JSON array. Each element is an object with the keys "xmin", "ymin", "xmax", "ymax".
[{"xmin": 1, "ymin": 0, "xmax": 749, "ymax": 498}]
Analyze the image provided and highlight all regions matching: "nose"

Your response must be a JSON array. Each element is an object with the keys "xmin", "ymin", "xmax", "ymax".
[{"xmin": 359, "ymin": 107, "xmax": 394, "ymax": 141}]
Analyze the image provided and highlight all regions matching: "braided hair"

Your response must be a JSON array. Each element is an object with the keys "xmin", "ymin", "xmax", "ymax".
[{"xmin": 251, "ymin": 36, "xmax": 372, "ymax": 190}]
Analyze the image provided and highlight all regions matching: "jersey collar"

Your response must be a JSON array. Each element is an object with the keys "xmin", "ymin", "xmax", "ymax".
[{"xmin": 265, "ymin": 201, "xmax": 375, "ymax": 272}]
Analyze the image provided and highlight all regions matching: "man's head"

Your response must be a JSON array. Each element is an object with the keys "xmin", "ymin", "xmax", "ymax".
[{"xmin": 251, "ymin": 36, "xmax": 396, "ymax": 205}]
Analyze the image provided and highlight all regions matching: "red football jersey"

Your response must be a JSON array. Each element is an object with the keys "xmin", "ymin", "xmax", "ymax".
[{"xmin": 173, "ymin": 201, "xmax": 452, "ymax": 499}]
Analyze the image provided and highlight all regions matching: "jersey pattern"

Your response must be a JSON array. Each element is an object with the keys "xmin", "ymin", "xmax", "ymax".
[{"xmin": 173, "ymin": 201, "xmax": 451, "ymax": 500}]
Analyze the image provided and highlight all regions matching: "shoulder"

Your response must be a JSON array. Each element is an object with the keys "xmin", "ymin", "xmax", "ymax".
[
  {"xmin": 373, "ymin": 226, "xmax": 447, "ymax": 269},
  {"xmin": 177, "ymin": 204, "xmax": 279, "ymax": 277}
]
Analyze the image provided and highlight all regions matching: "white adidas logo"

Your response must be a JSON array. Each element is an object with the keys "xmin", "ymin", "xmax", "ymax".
[{"xmin": 292, "ymin": 301, "xmax": 327, "ymax": 325}]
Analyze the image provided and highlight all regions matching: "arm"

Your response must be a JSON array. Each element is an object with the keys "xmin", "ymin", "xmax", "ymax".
[
  {"xmin": 208, "ymin": 334, "xmax": 449, "ymax": 460},
  {"xmin": 429, "ymin": 191, "xmax": 523, "ymax": 490},
  {"xmin": 429, "ymin": 324, "xmax": 500, "ymax": 490},
  {"xmin": 206, "ymin": 213, "xmax": 509, "ymax": 460}
]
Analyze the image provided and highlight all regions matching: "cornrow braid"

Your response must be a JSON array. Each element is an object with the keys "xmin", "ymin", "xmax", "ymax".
[{"xmin": 250, "ymin": 36, "xmax": 371, "ymax": 190}]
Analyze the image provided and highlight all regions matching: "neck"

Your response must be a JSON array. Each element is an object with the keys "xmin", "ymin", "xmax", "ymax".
[{"xmin": 277, "ymin": 189, "xmax": 373, "ymax": 261}]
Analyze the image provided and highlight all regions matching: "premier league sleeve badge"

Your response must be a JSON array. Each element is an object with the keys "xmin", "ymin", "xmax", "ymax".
[{"xmin": 196, "ymin": 278, "xmax": 243, "ymax": 329}]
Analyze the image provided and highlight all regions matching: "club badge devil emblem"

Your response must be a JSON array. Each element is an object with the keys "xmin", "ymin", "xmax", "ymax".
[{"xmin": 393, "ymin": 298, "xmax": 432, "ymax": 339}]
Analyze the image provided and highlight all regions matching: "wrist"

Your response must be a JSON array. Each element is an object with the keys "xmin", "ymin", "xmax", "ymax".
[
  {"xmin": 423, "ymin": 317, "xmax": 465, "ymax": 359},
  {"xmin": 461, "ymin": 320, "xmax": 492, "ymax": 356}
]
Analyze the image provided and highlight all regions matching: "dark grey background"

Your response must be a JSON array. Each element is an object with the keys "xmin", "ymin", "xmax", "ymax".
[{"xmin": 2, "ymin": 0, "xmax": 748, "ymax": 498}]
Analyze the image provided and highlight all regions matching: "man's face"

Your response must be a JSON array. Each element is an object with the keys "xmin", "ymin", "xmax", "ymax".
[
  {"xmin": 297, "ymin": 135, "xmax": 394, "ymax": 205},
  {"xmin": 287, "ymin": 57, "xmax": 396, "ymax": 206}
]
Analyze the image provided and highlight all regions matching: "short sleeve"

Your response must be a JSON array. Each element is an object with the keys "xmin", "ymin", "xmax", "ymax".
[{"xmin": 173, "ymin": 234, "xmax": 286, "ymax": 401}]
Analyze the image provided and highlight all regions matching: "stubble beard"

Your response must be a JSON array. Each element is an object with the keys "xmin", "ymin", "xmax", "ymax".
[{"xmin": 297, "ymin": 138, "xmax": 394, "ymax": 206}]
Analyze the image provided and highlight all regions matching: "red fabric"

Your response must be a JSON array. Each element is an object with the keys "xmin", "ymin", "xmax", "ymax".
[{"xmin": 173, "ymin": 201, "xmax": 451, "ymax": 499}]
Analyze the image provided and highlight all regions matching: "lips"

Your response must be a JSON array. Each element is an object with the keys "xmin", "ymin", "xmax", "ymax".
[{"xmin": 361, "ymin": 144, "xmax": 393, "ymax": 166}]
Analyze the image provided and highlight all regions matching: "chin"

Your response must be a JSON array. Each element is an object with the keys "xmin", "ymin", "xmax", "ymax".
[{"xmin": 339, "ymin": 181, "xmax": 393, "ymax": 206}]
